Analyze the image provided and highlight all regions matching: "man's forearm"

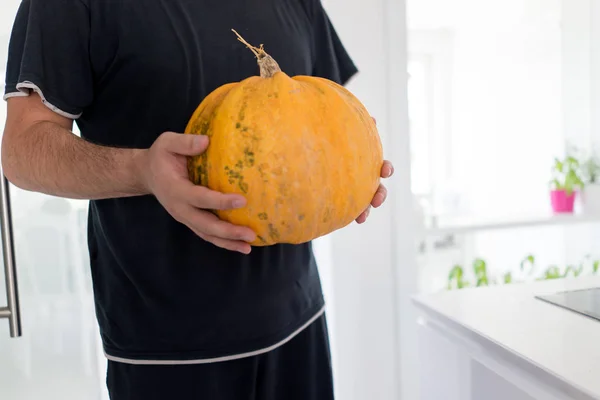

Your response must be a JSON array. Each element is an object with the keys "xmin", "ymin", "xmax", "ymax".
[{"xmin": 2, "ymin": 121, "xmax": 149, "ymax": 200}]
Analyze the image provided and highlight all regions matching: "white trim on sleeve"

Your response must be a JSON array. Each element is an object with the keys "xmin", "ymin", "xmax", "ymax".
[
  {"xmin": 3, "ymin": 91, "xmax": 28, "ymax": 99},
  {"xmin": 2, "ymin": 81, "xmax": 82, "ymax": 119}
]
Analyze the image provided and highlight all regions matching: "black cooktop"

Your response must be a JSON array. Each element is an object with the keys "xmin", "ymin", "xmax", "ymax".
[{"xmin": 536, "ymin": 287, "xmax": 600, "ymax": 321}]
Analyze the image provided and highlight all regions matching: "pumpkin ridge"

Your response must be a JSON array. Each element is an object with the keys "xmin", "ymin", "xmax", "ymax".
[
  {"xmin": 294, "ymin": 75, "xmax": 382, "ymax": 226},
  {"xmin": 307, "ymin": 76, "xmax": 383, "ymax": 203},
  {"xmin": 185, "ymin": 82, "xmax": 237, "ymax": 188}
]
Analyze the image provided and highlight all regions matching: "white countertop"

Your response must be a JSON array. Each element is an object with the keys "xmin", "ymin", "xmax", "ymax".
[{"xmin": 412, "ymin": 276, "xmax": 600, "ymax": 399}]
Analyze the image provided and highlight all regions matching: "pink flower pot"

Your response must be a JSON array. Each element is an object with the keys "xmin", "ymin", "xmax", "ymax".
[{"xmin": 550, "ymin": 189, "xmax": 576, "ymax": 213}]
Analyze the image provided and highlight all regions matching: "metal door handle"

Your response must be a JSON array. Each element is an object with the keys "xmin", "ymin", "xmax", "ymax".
[{"xmin": 0, "ymin": 175, "xmax": 21, "ymax": 337}]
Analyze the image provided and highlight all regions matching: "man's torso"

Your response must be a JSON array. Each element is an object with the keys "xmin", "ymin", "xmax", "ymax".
[{"xmin": 5, "ymin": 0, "xmax": 357, "ymax": 363}]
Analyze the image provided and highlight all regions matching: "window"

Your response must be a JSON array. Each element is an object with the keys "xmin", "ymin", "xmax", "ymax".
[
  {"xmin": 407, "ymin": 55, "xmax": 434, "ymax": 197},
  {"xmin": 407, "ymin": 29, "xmax": 456, "ymax": 217}
]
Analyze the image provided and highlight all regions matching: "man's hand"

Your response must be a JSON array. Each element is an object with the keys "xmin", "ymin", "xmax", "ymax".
[
  {"xmin": 356, "ymin": 117, "xmax": 394, "ymax": 224},
  {"xmin": 136, "ymin": 132, "xmax": 256, "ymax": 254}
]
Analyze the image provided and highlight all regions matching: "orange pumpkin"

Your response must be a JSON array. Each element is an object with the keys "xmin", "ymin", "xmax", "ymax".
[{"xmin": 185, "ymin": 30, "xmax": 383, "ymax": 246}]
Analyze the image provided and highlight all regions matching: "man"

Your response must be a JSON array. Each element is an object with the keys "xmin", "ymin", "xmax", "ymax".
[{"xmin": 2, "ymin": 0, "xmax": 393, "ymax": 398}]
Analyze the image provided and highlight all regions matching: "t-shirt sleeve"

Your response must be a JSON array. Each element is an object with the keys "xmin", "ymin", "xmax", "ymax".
[
  {"xmin": 3, "ymin": 0, "xmax": 94, "ymax": 119},
  {"xmin": 310, "ymin": 0, "xmax": 358, "ymax": 86}
]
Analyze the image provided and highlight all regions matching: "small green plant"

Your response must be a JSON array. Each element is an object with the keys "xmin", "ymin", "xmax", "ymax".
[
  {"xmin": 447, "ymin": 264, "xmax": 470, "ymax": 290},
  {"xmin": 550, "ymin": 154, "xmax": 584, "ymax": 194},
  {"xmin": 539, "ymin": 265, "xmax": 562, "ymax": 280},
  {"xmin": 447, "ymin": 253, "xmax": 600, "ymax": 290},
  {"xmin": 520, "ymin": 254, "xmax": 536, "ymax": 276},
  {"xmin": 447, "ymin": 258, "xmax": 494, "ymax": 290},
  {"xmin": 473, "ymin": 258, "xmax": 491, "ymax": 287}
]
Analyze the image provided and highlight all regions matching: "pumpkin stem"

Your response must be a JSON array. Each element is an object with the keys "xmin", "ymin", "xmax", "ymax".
[{"xmin": 231, "ymin": 29, "xmax": 282, "ymax": 78}]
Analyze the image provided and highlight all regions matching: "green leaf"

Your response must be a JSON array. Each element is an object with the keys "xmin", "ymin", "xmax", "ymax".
[
  {"xmin": 550, "ymin": 153, "xmax": 584, "ymax": 191},
  {"xmin": 520, "ymin": 254, "xmax": 535, "ymax": 275},
  {"xmin": 448, "ymin": 265, "xmax": 463, "ymax": 281},
  {"xmin": 476, "ymin": 277, "xmax": 489, "ymax": 287},
  {"xmin": 544, "ymin": 266, "xmax": 561, "ymax": 280},
  {"xmin": 473, "ymin": 258, "xmax": 487, "ymax": 278}
]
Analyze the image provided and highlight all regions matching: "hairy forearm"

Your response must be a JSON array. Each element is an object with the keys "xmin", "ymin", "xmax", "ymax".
[{"xmin": 2, "ymin": 121, "xmax": 149, "ymax": 200}]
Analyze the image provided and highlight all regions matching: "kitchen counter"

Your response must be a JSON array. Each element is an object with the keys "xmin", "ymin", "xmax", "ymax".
[{"xmin": 412, "ymin": 276, "xmax": 600, "ymax": 400}]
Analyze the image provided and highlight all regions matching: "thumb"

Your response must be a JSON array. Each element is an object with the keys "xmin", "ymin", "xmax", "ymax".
[{"xmin": 160, "ymin": 132, "xmax": 209, "ymax": 156}]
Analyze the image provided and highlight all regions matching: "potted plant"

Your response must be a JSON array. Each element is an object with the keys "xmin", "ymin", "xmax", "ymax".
[
  {"xmin": 549, "ymin": 154, "xmax": 584, "ymax": 213},
  {"xmin": 581, "ymin": 151, "xmax": 600, "ymax": 215}
]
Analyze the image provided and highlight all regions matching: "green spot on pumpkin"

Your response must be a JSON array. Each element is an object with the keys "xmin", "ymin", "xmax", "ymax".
[
  {"xmin": 238, "ymin": 102, "xmax": 247, "ymax": 121},
  {"xmin": 195, "ymin": 165, "xmax": 205, "ymax": 184},
  {"xmin": 268, "ymin": 223, "xmax": 280, "ymax": 241},
  {"xmin": 190, "ymin": 154, "xmax": 209, "ymax": 187},
  {"xmin": 258, "ymin": 212, "xmax": 268, "ymax": 220},
  {"xmin": 200, "ymin": 121, "xmax": 210, "ymax": 136},
  {"xmin": 257, "ymin": 235, "xmax": 267, "ymax": 244},
  {"xmin": 298, "ymin": 214, "xmax": 305, "ymax": 221},
  {"xmin": 225, "ymin": 160, "xmax": 249, "ymax": 193},
  {"xmin": 236, "ymin": 122, "xmax": 241, "ymax": 129},
  {"xmin": 244, "ymin": 148, "xmax": 255, "ymax": 167}
]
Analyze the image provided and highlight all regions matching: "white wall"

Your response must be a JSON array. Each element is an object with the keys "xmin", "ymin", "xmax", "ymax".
[{"xmin": 323, "ymin": 0, "xmax": 415, "ymax": 399}]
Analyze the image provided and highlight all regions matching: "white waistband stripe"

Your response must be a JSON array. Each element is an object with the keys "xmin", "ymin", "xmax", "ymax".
[{"xmin": 104, "ymin": 305, "xmax": 326, "ymax": 365}]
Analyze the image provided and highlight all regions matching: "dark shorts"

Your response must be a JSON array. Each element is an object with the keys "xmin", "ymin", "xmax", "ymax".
[{"xmin": 106, "ymin": 314, "xmax": 335, "ymax": 400}]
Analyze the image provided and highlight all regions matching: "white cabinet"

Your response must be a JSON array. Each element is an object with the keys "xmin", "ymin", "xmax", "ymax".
[
  {"xmin": 413, "ymin": 278, "xmax": 600, "ymax": 400},
  {"xmin": 416, "ymin": 316, "xmax": 570, "ymax": 400}
]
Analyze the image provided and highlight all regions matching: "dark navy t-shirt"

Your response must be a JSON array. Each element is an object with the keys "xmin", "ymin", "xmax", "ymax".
[{"xmin": 3, "ymin": 0, "xmax": 357, "ymax": 363}]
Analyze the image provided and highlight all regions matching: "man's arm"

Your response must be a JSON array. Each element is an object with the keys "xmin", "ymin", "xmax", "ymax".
[
  {"xmin": 2, "ymin": 93, "xmax": 257, "ymax": 253},
  {"xmin": 2, "ymin": 93, "xmax": 148, "ymax": 199}
]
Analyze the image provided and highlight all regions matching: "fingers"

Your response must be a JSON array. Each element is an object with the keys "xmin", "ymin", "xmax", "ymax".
[
  {"xmin": 381, "ymin": 160, "xmax": 394, "ymax": 178},
  {"xmin": 356, "ymin": 183, "xmax": 387, "ymax": 225},
  {"xmin": 202, "ymin": 234, "xmax": 252, "ymax": 254},
  {"xmin": 149, "ymin": 132, "xmax": 256, "ymax": 253},
  {"xmin": 189, "ymin": 210, "xmax": 257, "ymax": 242},
  {"xmin": 160, "ymin": 131, "xmax": 209, "ymax": 156},
  {"xmin": 192, "ymin": 229, "xmax": 253, "ymax": 254},
  {"xmin": 183, "ymin": 209, "xmax": 255, "ymax": 254},
  {"xmin": 355, "ymin": 206, "xmax": 371, "ymax": 224},
  {"xmin": 170, "ymin": 201, "xmax": 256, "ymax": 254},
  {"xmin": 371, "ymin": 184, "xmax": 387, "ymax": 208},
  {"xmin": 183, "ymin": 184, "xmax": 248, "ymax": 210},
  {"xmin": 179, "ymin": 205, "xmax": 256, "ymax": 242}
]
